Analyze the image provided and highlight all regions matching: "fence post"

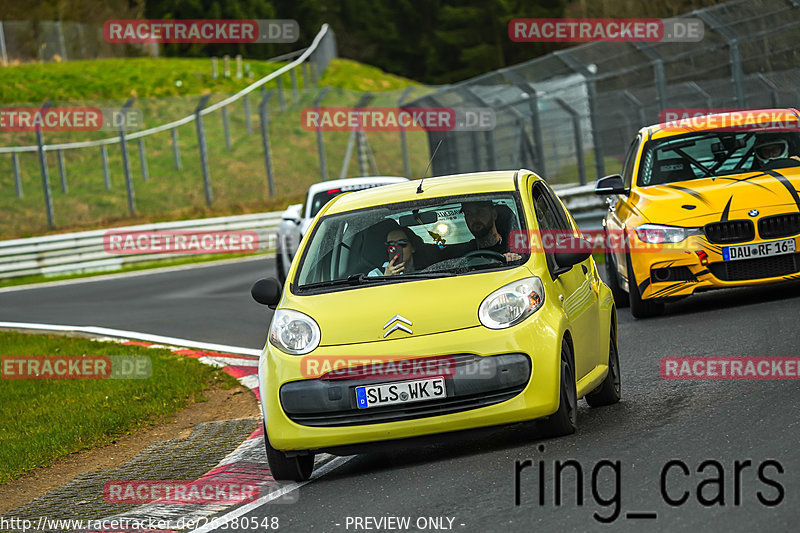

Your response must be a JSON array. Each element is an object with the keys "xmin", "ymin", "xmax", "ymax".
[
  {"xmin": 56, "ymin": 149, "xmax": 67, "ymax": 193},
  {"xmin": 290, "ymin": 68, "xmax": 299, "ymax": 103},
  {"xmin": 277, "ymin": 76, "xmax": 286, "ymax": 112},
  {"xmin": 756, "ymin": 74, "xmax": 779, "ymax": 107},
  {"xmin": 0, "ymin": 22, "xmax": 8, "ymax": 65},
  {"xmin": 622, "ymin": 90, "xmax": 647, "ymax": 137},
  {"xmin": 554, "ymin": 98, "xmax": 587, "ymax": 185},
  {"xmin": 171, "ymin": 128, "xmax": 182, "ymax": 170},
  {"xmin": 697, "ymin": 11, "xmax": 745, "ymax": 107},
  {"xmin": 211, "ymin": 57, "xmax": 218, "ymax": 79},
  {"xmin": 236, "ymin": 54, "xmax": 243, "ymax": 78},
  {"xmin": 222, "ymin": 106, "xmax": 232, "ymax": 150},
  {"xmin": 119, "ymin": 97, "xmax": 137, "ymax": 216},
  {"xmin": 504, "ymin": 70, "xmax": 546, "ymax": 176},
  {"xmin": 314, "ymin": 87, "xmax": 330, "ymax": 181},
  {"xmin": 259, "ymin": 91, "xmax": 276, "ymax": 197},
  {"xmin": 195, "ymin": 94, "xmax": 213, "ymax": 206},
  {"xmin": 100, "ymin": 145, "xmax": 111, "ymax": 190},
  {"xmin": 137, "ymin": 138, "xmax": 149, "ymax": 181},
  {"xmin": 223, "ymin": 54, "xmax": 230, "ymax": 78},
  {"xmin": 243, "ymin": 93, "xmax": 252, "ymax": 136},
  {"xmin": 398, "ymin": 87, "xmax": 413, "ymax": 178},
  {"xmin": 12, "ymin": 152, "xmax": 22, "ymax": 198},
  {"xmin": 35, "ymin": 102, "xmax": 55, "ymax": 228}
]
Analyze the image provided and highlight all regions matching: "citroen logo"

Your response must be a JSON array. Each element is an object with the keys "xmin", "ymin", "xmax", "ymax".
[
  {"xmin": 382, "ymin": 314, "xmax": 412, "ymax": 338},
  {"xmin": 749, "ymin": 209, "xmax": 759, "ymax": 217}
]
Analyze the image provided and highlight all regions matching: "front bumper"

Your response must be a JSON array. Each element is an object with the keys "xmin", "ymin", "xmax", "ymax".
[{"xmin": 260, "ymin": 322, "xmax": 563, "ymax": 452}]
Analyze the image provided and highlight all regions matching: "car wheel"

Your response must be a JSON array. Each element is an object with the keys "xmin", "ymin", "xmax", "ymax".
[
  {"xmin": 263, "ymin": 423, "xmax": 314, "ymax": 481},
  {"xmin": 537, "ymin": 337, "xmax": 577, "ymax": 438},
  {"xmin": 626, "ymin": 254, "xmax": 664, "ymax": 318},
  {"xmin": 604, "ymin": 251, "xmax": 629, "ymax": 308},
  {"xmin": 275, "ymin": 250, "xmax": 286, "ymax": 285},
  {"xmin": 585, "ymin": 322, "xmax": 621, "ymax": 407}
]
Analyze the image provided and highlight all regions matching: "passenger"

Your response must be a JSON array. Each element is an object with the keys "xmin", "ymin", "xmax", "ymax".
[{"xmin": 368, "ymin": 227, "xmax": 417, "ymax": 277}]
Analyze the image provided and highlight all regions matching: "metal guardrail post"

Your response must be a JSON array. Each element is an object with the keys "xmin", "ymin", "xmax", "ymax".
[
  {"xmin": 100, "ymin": 145, "xmax": 111, "ymax": 190},
  {"xmin": 243, "ymin": 93, "xmax": 252, "ymax": 136},
  {"xmin": 259, "ymin": 91, "xmax": 276, "ymax": 197},
  {"xmin": 277, "ymin": 76, "xmax": 286, "ymax": 112},
  {"xmin": 314, "ymin": 87, "xmax": 331, "ymax": 181},
  {"xmin": 35, "ymin": 102, "xmax": 55, "ymax": 228},
  {"xmin": 119, "ymin": 97, "xmax": 137, "ymax": 215},
  {"xmin": 398, "ymin": 87, "xmax": 414, "ymax": 178},
  {"xmin": 12, "ymin": 153, "xmax": 22, "ymax": 198},
  {"xmin": 290, "ymin": 68, "xmax": 299, "ymax": 103},
  {"xmin": 57, "ymin": 150, "xmax": 67, "ymax": 193},
  {"xmin": 195, "ymin": 94, "xmax": 213, "ymax": 206},
  {"xmin": 554, "ymin": 98, "xmax": 587, "ymax": 185},
  {"xmin": 137, "ymin": 139, "xmax": 149, "ymax": 181},
  {"xmin": 171, "ymin": 128, "xmax": 182, "ymax": 170},
  {"xmin": 222, "ymin": 106, "xmax": 232, "ymax": 150}
]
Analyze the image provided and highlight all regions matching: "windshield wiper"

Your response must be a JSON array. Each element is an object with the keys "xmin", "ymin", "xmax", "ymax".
[{"xmin": 298, "ymin": 273, "xmax": 380, "ymax": 290}]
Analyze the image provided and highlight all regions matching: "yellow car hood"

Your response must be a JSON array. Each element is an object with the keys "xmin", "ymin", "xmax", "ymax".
[
  {"xmin": 285, "ymin": 268, "xmax": 528, "ymax": 346},
  {"xmin": 633, "ymin": 168, "xmax": 800, "ymax": 226}
]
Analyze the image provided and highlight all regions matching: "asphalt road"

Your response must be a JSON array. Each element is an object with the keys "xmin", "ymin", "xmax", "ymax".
[{"xmin": 1, "ymin": 256, "xmax": 798, "ymax": 532}]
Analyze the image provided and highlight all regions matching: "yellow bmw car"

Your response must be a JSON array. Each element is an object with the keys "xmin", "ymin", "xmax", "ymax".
[
  {"xmin": 252, "ymin": 170, "xmax": 619, "ymax": 481},
  {"xmin": 597, "ymin": 108, "xmax": 800, "ymax": 318}
]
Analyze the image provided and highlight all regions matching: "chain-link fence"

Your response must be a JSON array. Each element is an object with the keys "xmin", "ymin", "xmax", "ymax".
[{"xmin": 408, "ymin": 0, "xmax": 800, "ymax": 186}]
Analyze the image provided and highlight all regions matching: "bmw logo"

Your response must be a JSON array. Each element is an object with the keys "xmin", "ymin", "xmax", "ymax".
[{"xmin": 748, "ymin": 210, "xmax": 759, "ymax": 217}]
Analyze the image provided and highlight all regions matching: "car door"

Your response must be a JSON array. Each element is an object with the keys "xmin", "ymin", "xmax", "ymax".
[
  {"xmin": 607, "ymin": 135, "xmax": 641, "ymax": 290},
  {"xmin": 533, "ymin": 182, "xmax": 600, "ymax": 380}
]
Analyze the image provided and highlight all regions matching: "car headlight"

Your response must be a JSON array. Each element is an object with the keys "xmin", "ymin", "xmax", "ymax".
[
  {"xmin": 479, "ymin": 277, "xmax": 545, "ymax": 330},
  {"xmin": 269, "ymin": 309, "xmax": 320, "ymax": 355},
  {"xmin": 635, "ymin": 224, "xmax": 701, "ymax": 244}
]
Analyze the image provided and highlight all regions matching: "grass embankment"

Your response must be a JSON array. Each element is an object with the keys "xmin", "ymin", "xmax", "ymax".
[
  {"xmin": 0, "ymin": 58, "xmax": 430, "ymax": 239},
  {"xmin": 0, "ymin": 331, "xmax": 241, "ymax": 484}
]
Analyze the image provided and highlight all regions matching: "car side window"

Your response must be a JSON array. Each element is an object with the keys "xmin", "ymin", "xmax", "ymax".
[{"xmin": 621, "ymin": 136, "xmax": 641, "ymax": 189}]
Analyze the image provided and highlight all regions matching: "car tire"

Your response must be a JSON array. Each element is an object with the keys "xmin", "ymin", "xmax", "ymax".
[
  {"xmin": 585, "ymin": 322, "xmax": 621, "ymax": 407},
  {"xmin": 536, "ymin": 337, "xmax": 577, "ymax": 438},
  {"xmin": 275, "ymin": 250, "xmax": 286, "ymax": 285},
  {"xmin": 604, "ymin": 251, "xmax": 629, "ymax": 308},
  {"xmin": 263, "ymin": 423, "xmax": 314, "ymax": 481},
  {"xmin": 626, "ymin": 255, "xmax": 664, "ymax": 318}
]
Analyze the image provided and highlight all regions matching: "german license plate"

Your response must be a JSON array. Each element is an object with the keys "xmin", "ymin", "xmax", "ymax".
[
  {"xmin": 355, "ymin": 377, "xmax": 446, "ymax": 409},
  {"xmin": 723, "ymin": 238, "xmax": 796, "ymax": 261}
]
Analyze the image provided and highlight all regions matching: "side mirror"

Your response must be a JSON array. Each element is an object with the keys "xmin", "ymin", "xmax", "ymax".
[
  {"xmin": 552, "ymin": 249, "xmax": 592, "ymax": 277},
  {"xmin": 595, "ymin": 174, "xmax": 629, "ymax": 196},
  {"xmin": 251, "ymin": 278, "xmax": 282, "ymax": 308},
  {"xmin": 282, "ymin": 204, "xmax": 303, "ymax": 225}
]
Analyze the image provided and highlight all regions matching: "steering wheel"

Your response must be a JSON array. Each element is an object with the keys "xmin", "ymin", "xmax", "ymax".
[
  {"xmin": 763, "ymin": 157, "xmax": 800, "ymax": 170},
  {"xmin": 462, "ymin": 249, "xmax": 506, "ymax": 263}
]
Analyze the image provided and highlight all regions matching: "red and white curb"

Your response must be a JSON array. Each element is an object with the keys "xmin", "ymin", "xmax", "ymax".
[{"xmin": 0, "ymin": 321, "xmax": 351, "ymax": 531}]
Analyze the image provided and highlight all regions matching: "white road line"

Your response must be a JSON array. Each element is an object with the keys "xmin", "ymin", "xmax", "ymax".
[
  {"xmin": 0, "ymin": 254, "xmax": 269, "ymax": 294},
  {"xmin": 187, "ymin": 456, "xmax": 355, "ymax": 533},
  {"xmin": 0, "ymin": 321, "xmax": 263, "ymax": 357}
]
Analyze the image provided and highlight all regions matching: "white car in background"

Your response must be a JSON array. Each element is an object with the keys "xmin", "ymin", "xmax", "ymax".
[{"xmin": 275, "ymin": 176, "xmax": 408, "ymax": 282}]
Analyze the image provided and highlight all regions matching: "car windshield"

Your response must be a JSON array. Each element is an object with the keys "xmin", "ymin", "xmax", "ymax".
[
  {"xmin": 637, "ymin": 131, "xmax": 800, "ymax": 186},
  {"xmin": 294, "ymin": 193, "xmax": 527, "ymax": 290}
]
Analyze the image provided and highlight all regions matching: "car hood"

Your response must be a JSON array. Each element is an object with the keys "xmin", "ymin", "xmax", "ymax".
[
  {"xmin": 284, "ymin": 268, "xmax": 530, "ymax": 346},
  {"xmin": 632, "ymin": 168, "xmax": 800, "ymax": 226}
]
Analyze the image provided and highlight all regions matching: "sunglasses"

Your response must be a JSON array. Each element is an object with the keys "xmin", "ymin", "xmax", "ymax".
[{"xmin": 385, "ymin": 240, "xmax": 409, "ymax": 247}]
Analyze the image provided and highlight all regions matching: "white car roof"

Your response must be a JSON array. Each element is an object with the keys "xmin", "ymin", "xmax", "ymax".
[{"xmin": 306, "ymin": 176, "xmax": 408, "ymax": 195}]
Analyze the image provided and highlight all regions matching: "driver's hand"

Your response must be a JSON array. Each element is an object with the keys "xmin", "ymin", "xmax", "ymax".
[
  {"xmin": 384, "ymin": 256, "xmax": 404, "ymax": 276},
  {"xmin": 503, "ymin": 252, "xmax": 522, "ymax": 262},
  {"xmin": 791, "ymin": 155, "xmax": 800, "ymax": 162}
]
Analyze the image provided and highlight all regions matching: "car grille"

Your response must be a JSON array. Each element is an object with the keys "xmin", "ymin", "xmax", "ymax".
[
  {"xmin": 704, "ymin": 220, "xmax": 755, "ymax": 244},
  {"xmin": 708, "ymin": 253, "xmax": 800, "ymax": 281},
  {"xmin": 758, "ymin": 213, "xmax": 800, "ymax": 239}
]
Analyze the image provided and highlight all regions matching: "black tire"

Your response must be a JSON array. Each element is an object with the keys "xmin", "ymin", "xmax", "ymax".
[
  {"xmin": 537, "ymin": 337, "xmax": 577, "ymax": 438},
  {"xmin": 264, "ymin": 423, "xmax": 314, "ymax": 481},
  {"xmin": 586, "ymin": 321, "xmax": 622, "ymax": 407},
  {"xmin": 626, "ymin": 255, "xmax": 664, "ymax": 318},
  {"xmin": 604, "ymin": 251, "xmax": 629, "ymax": 308},
  {"xmin": 275, "ymin": 250, "xmax": 286, "ymax": 285}
]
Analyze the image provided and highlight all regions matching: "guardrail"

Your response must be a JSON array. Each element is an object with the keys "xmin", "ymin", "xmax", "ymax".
[{"xmin": 0, "ymin": 184, "xmax": 603, "ymax": 280}]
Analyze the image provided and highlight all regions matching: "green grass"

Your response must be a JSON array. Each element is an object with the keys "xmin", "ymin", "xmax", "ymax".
[
  {"xmin": 0, "ymin": 58, "xmax": 429, "ymax": 240},
  {"xmin": 0, "ymin": 330, "xmax": 242, "ymax": 484}
]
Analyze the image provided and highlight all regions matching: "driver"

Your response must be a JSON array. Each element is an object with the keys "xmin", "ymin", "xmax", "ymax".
[
  {"xmin": 753, "ymin": 132, "xmax": 800, "ymax": 167},
  {"xmin": 443, "ymin": 200, "xmax": 521, "ymax": 262}
]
